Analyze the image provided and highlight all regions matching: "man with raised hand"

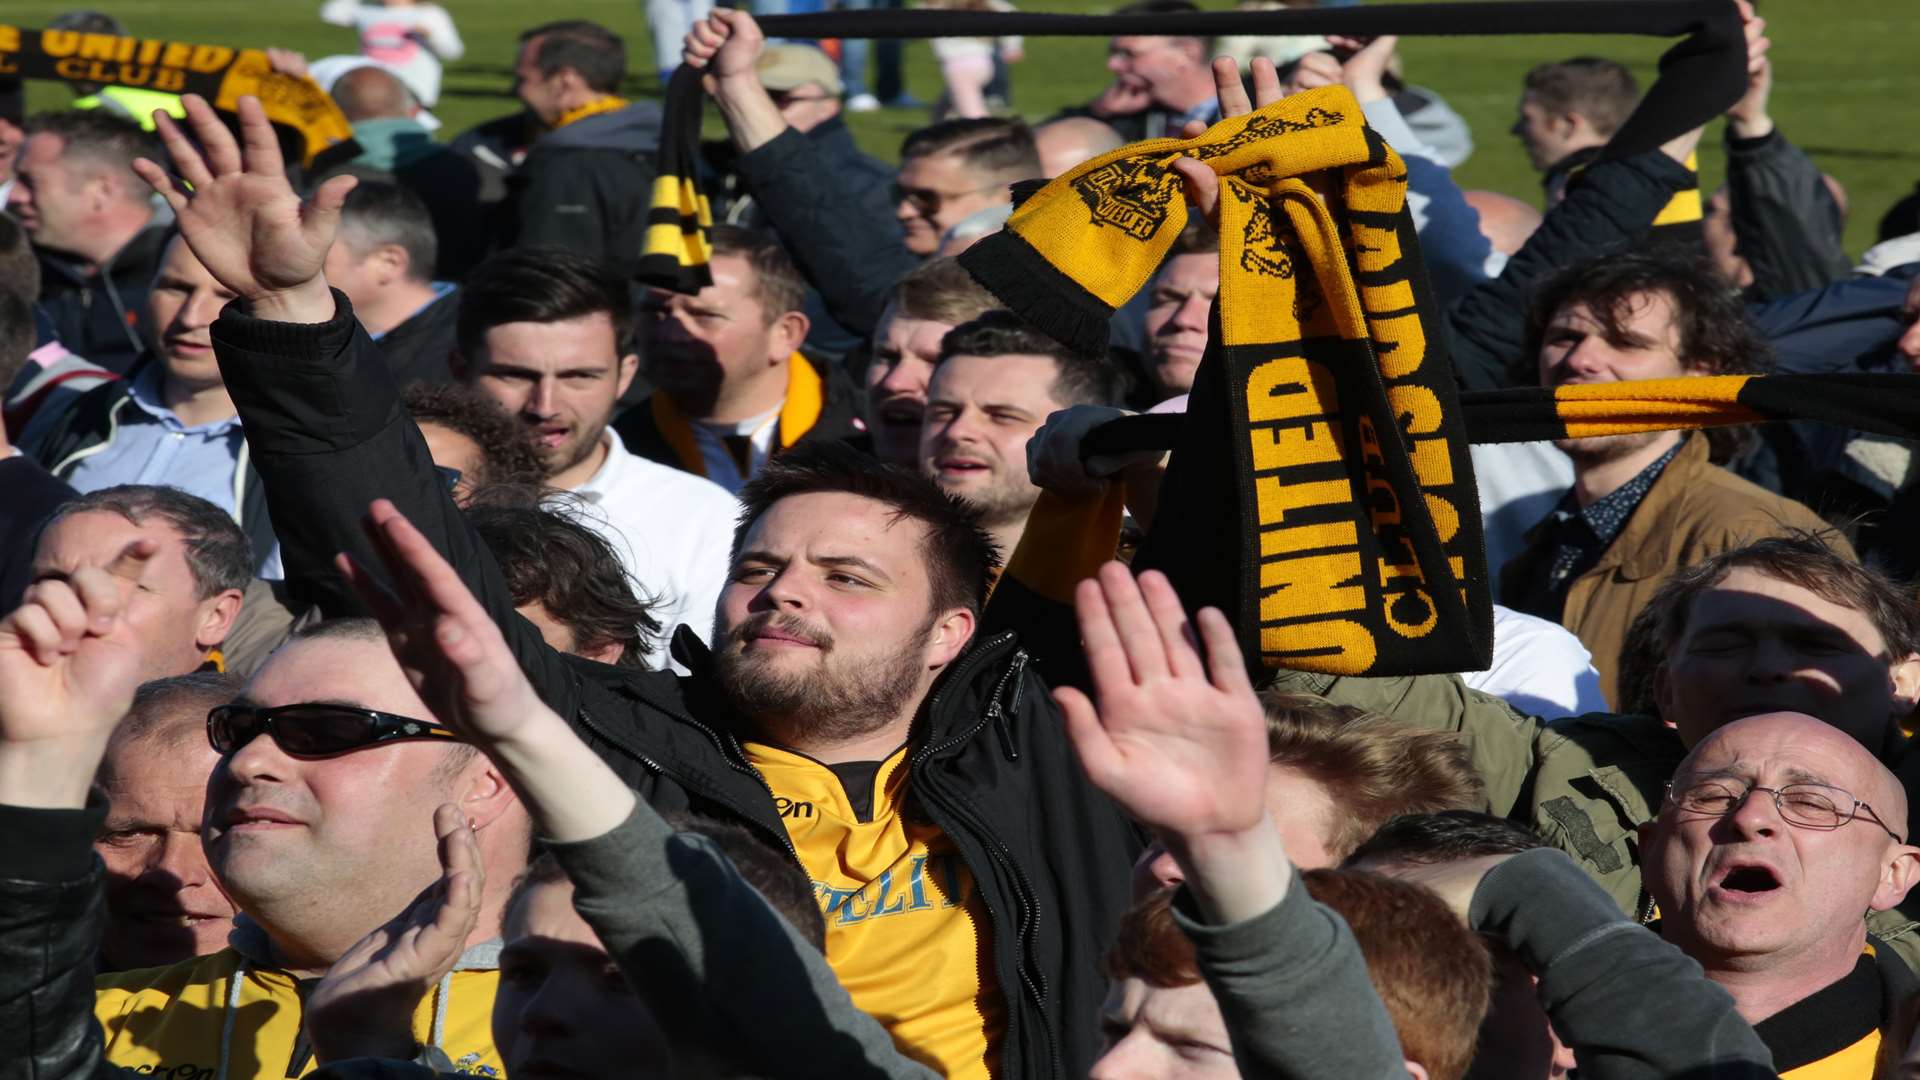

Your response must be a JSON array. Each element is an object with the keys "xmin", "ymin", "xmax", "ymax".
[{"xmin": 139, "ymin": 92, "xmax": 1139, "ymax": 1079}]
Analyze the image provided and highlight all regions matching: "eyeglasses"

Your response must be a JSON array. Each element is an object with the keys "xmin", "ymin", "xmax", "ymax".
[
  {"xmin": 433, "ymin": 465, "xmax": 463, "ymax": 493},
  {"xmin": 208, "ymin": 703, "xmax": 462, "ymax": 758},
  {"xmin": 1665, "ymin": 778, "xmax": 1905, "ymax": 842},
  {"xmin": 891, "ymin": 180, "xmax": 1001, "ymax": 215},
  {"xmin": 771, "ymin": 91, "xmax": 836, "ymax": 108}
]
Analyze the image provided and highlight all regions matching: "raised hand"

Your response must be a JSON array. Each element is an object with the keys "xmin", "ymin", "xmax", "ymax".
[
  {"xmin": 1726, "ymin": 0, "xmax": 1774, "ymax": 138},
  {"xmin": 131, "ymin": 94, "xmax": 351, "ymax": 320},
  {"xmin": 1055, "ymin": 563, "xmax": 1268, "ymax": 841},
  {"xmin": 684, "ymin": 8, "xmax": 766, "ymax": 87},
  {"xmin": 337, "ymin": 500, "xmax": 549, "ymax": 748},
  {"xmin": 306, "ymin": 803, "xmax": 484, "ymax": 1064},
  {"xmin": 1172, "ymin": 56, "xmax": 1285, "ymax": 223},
  {"xmin": 0, "ymin": 541, "xmax": 156, "ymax": 808}
]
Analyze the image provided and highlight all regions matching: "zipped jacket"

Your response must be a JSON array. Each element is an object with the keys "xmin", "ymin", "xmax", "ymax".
[{"xmin": 209, "ymin": 292, "xmax": 1144, "ymax": 1080}]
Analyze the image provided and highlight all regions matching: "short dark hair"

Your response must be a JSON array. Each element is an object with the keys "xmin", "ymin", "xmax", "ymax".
[
  {"xmin": 1344, "ymin": 810, "xmax": 1550, "ymax": 869},
  {"xmin": 900, "ymin": 118, "xmax": 1040, "ymax": 184},
  {"xmin": 0, "ymin": 290, "xmax": 34, "ymax": 392},
  {"xmin": 1261, "ymin": 694, "xmax": 1485, "ymax": 861},
  {"xmin": 521, "ymin": 20, "xmax": 627, "ymax": 95},
  {"xmin": 1522, "ymin": 57, "xmax": 1640, "ymax": 136},
  {"xmin": 1168, "ymin": 216, "xmax": 1217, "ymax": 258},
  {"xmin": 456, "ymin": 249, "xmax": 633, "ymax": 365},
  {"xmin": 23, "ymin": 109, "xmax": 159, "ymax": 205},
  {"xmin": 1524, "ymin": 252, "xmax": 1771, "ymax": 379},
  {"xmin": 0, "ymin": 212, "xmax": 39, "ymax": 307},
  {"xmin": 708, "ymin": 225, "xmax": 807, "ymax": 323},
  {"xmin": 339, "ymin": 182, "xmax": 437, "ymax": 284},
  {"xmin": 662, "ymin": 811, "xmax": 827, "ymax": 951},
  {"xmin": 936, "ymin": 311, "xmax": 1120, "ymax": 409},
  {"xmin": 463, "ymin": 492, "xmax": 662, "ymax": 669},
  {"xmin": 401, "ymin": 381, "xmax": 546, "ymax": 490},
  {"xmin": 734, "ymin": 442, "xmax": 1001, "ymax": 616},
  {"xmin": 1639, "ymin": 532, "xmax": 1917, "ymax": 694},
  {"xmin": 43, "ymin": 486, "xmax": 251, "ymax": 598}
]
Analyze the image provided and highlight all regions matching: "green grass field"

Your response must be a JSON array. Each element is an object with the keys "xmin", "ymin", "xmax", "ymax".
[{"xmin": 13, "ymin": 0, "xmax": 1918, "ymax": 254}]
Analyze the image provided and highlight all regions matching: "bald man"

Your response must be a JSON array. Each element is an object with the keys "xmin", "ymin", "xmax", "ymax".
[
  {"xmin": 1641, "ymin": 712, "xmax": 1920, "ymax": 1073},
  {"xmin": 1033, "ymin": 116, "xmax": 1125, "ymax": 178},
  {"xmin": 332, "ymin": 65, "xmax": 419, "ymax": 122},
  {"xmin": 1462, "ymin": 190, "xmax": 1542, "ymax": 259}
]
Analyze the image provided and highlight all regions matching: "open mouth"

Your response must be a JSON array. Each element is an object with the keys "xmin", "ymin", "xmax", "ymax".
[
  {"xmin": 532, "ymin": 425, "xmax": 570, "ymax": 449},
  {"xmin": 1715, "ymin": 864, "xmax": 1782, "ymax": 894},
  {"xmin": 937, "ymin": 458, "xmax": 990, "ymax": 476}
]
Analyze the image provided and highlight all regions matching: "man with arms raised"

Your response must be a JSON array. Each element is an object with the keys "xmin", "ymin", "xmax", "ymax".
[
  {"xmin": 452, "ymin": 247, "xmax": 738, "ymax": 664},
  {"xmin": 616, "ymin": 225, "xmax": 863, "ymax": 493},
  {"xmin": 148, "ymin": 93, "xmax": 1140, "ymax": 1079},
  {"xmin": 1642, "ymin": 712, "xmax": 1920, "ymax": 1074}
]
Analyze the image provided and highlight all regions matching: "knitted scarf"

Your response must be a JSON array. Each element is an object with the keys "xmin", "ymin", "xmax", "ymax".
[
  {"xmin": 0, "ymin": 24, "xmax": 356, "ymax": 169},
  {"xmin": 636, "ymin": 0, "xmax": 1747, "ymax": 293},
  {"xmin": 636, "ymin": 0, "xmax": 1751, "ymax": 679}
]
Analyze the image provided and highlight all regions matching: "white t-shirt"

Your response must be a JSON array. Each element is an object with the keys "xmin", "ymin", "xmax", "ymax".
[
  {"xmin": 319, "ymin": 0, "xmax": 464, "ymax": 106},
  {"xmin": 1463, "ymin": 605, "xmax": 1609, "ymax": 721},
  {"xmin": 570, "ymin": 428, "xmax": 740, "ymax": 670}
]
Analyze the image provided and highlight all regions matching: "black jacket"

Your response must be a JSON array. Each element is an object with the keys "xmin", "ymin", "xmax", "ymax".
[
  {"xmin": 1446, "ymin": 151, "xmax": 1697, "ymax": 391},
  {"xmin": 708, "ymin": 116, "xmax": 901, "ymax": 358},
  {"xmin": 28, "ymin": 362, "xmax": 278, "ymax": 575},
  {"xmin": 1725, "ymin": 126, "xmax": 1852, "ymax": 303},
  {"xmin": 375, "ymin": 286, "xmax": 460, "ymax": 386},
  {"xmin": 210, "ymin": 293, "xmax": 1143, "ymax": 1080},
  {"xmin": 0, "ymin": 454, "xmax": 75, "ymax": 609},
  {"xmin": 506, "ymin": 103, "xmax": 663, "ymax": 272},
  {"xmin": 732, "ymin": 125, "xmax": 921, "ymax": 339},
  {"xmin": 0, "ymin": 797, "xmax": 129, "ymax": 1080},
  {"xmin": 35, "ymin": 221, "xmax": 172, "ymax": 375},
  {"xmin": 611, "ymin": 350, "xmax": 868, "ymax": 480}
]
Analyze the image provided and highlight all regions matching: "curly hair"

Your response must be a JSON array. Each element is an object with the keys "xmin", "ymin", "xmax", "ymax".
[
  {"xmin": 1524, "ymin": 251, "xmax": 1771, "ymax": 379},
  {"xmin": 400, "ymin": 381, "xmax": 547, "ymax": 491}
]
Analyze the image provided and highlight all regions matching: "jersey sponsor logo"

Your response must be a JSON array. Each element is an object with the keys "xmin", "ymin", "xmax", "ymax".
[
  {"xmin": 775, "ymin": 796, "xmax": 815, "ymax": 820},
  {"xmin": 814, "ymin": 853, "xmax": 968, "ymax": 927}
]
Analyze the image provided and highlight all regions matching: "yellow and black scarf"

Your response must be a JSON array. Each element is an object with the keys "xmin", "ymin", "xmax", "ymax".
[
  {"xmin": 636, "ymin": 0, "xmax": 1747, "ymax": 294},
  {"xmin": 0, "ymin": 24, "xmax": 356, "ymax": 169}
]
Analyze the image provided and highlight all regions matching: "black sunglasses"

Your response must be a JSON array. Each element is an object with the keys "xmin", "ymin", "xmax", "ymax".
[{"xmin": 208, "ymin": 703, "xmax": 462, "ymax": 757}]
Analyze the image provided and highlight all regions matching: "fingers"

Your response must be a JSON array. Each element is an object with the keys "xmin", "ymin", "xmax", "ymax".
[
  {"xmin": 304, "ymin": 173, "xmax": 358, "ymax": 250},
  {"xmin": 1137, "ymin": 570, "xmax": 1202, "ymax": 681},
  {"xmin": 103, "ymin": 537, "xmax": 160, "ymax": 585},
  {"xmin": 363, "ymin": 501, "xmax": 511, "ymax": 671},
  {"xmin": 684, "ymin": 17, "xmax": 727, "ymax": 67},
  {"xmin": 149, "ymin": 108, "xmax": 215, "ymax": 191},
  {"xmin": 1054, "ymin": 685, "xmax": 1123, "ymax": 789},
  {"xmin": 1211, "ymin": 57, "xmax": 1250, "ymax": 119},
  {"xmin": 1248, "ymin": 56, "xmax": 1282, "ymax": 110},
  {"xmin": 18, "ymin": 579, "xmax": 89, "ymax": 654},
  {"xmin": 1074, "ymin": 573, "xmax": 1131, "ymax": 693},
  {"xmin": 130, "ymin": 158, "xmax": 188, "ymax": 215},
  {"xmin": 1194, "ymin": 606, "xmax": 1254, "ymax": 699},
  {"xmin": 68, "ymin": 566, "xmax": 129, "ymax": 636},
  {"xmin": 179, "ymin": 94, "xmax": 243, "ymax": 179},
  {"xmin": 236, "ymin": 97, "xmax": 288, "ymax": 179},
  {"xmin": 1171, "ymin": 157, "xmax": 1220, "ymax": 223},
  {"xmin": 1099, "ymin": 561, "xmax": 1169, "ymax": 684}
]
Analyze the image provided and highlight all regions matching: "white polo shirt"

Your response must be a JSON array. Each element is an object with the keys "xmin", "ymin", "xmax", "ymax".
[{"xmin": 570, "ymin": 427, "xmax": 739, "ymax": 669}]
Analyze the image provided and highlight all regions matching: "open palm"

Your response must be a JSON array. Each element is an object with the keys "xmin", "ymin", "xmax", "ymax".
[
  {"xmin": 1056, "ymin": 564, "xmax": 1270, "ymax": 840},
  {"xmin": 132, "ymin": 94, "xmax": 354, "ymax": 303}
]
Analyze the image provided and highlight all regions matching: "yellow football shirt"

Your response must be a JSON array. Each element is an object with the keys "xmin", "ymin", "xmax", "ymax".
[{"xmin": 746, "ymin": 741, "xmax": 1006, "ymax": 1079}]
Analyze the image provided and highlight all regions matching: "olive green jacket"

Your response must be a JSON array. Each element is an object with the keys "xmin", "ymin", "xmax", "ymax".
[{"xmin": 1272, "ymin": 666, "xmax": 1920, "ymax": 969}]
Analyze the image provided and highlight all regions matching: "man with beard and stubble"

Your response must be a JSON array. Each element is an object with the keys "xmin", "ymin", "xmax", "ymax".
[
  {"xmin": 452, "ymin": 247, "xmax": 738, "ymax": 665},
  {"xmin": 1499, "ymin": 252, "xmax": 1844, "ymax": 701},
  {"xmin": 919, "ymin": 312, "xmax": 1119, "ymax": 559},
  {"xmin": 145, "ymin": 90, "xmax": 1139, "ymax": 1080}
]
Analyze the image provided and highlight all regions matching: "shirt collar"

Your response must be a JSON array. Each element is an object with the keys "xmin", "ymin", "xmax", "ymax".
[
  {"xmin": 571, "ymin": 427, "xmax": 626, "ymax": 502},
  {"xmin": 123, "ymin": 364, "xmax": 242, "ymax": 435},
  {"xmin": 1553, "ymin": 440, "xmax": 1683, "ymax": 545}
]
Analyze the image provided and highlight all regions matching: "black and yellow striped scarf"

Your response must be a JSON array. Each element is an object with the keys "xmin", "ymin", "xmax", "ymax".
[{"xmin": 635, "ymin": 0, "xmax": 1748, "ymax": 295}]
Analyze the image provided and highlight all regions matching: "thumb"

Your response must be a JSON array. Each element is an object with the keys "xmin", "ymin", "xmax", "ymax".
[
  {"xmin": 304, "ymin": 173, "xmax": 359, "ymax": 242},
  {"xmin": 1172, "ymin": 158, "xmax": 1221, "ymax": 224}
]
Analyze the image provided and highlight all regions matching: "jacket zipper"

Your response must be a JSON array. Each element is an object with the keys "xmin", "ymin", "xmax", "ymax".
[
  {"xmin": 51, "ymin": 393, "xmax": 129, "ymax": 476},
  {"xmin": 572, "ymin": 702, "xmax": 800, "ymax": 863},
  {"xmin": 911, "ymin": 645, "xmax": 1061, "ymax": 1079}
]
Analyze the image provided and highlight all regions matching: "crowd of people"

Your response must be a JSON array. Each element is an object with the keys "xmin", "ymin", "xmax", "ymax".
[{"xmin": 5, "ymin": 0, "xmax": 1920, "ymax": 1077}]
